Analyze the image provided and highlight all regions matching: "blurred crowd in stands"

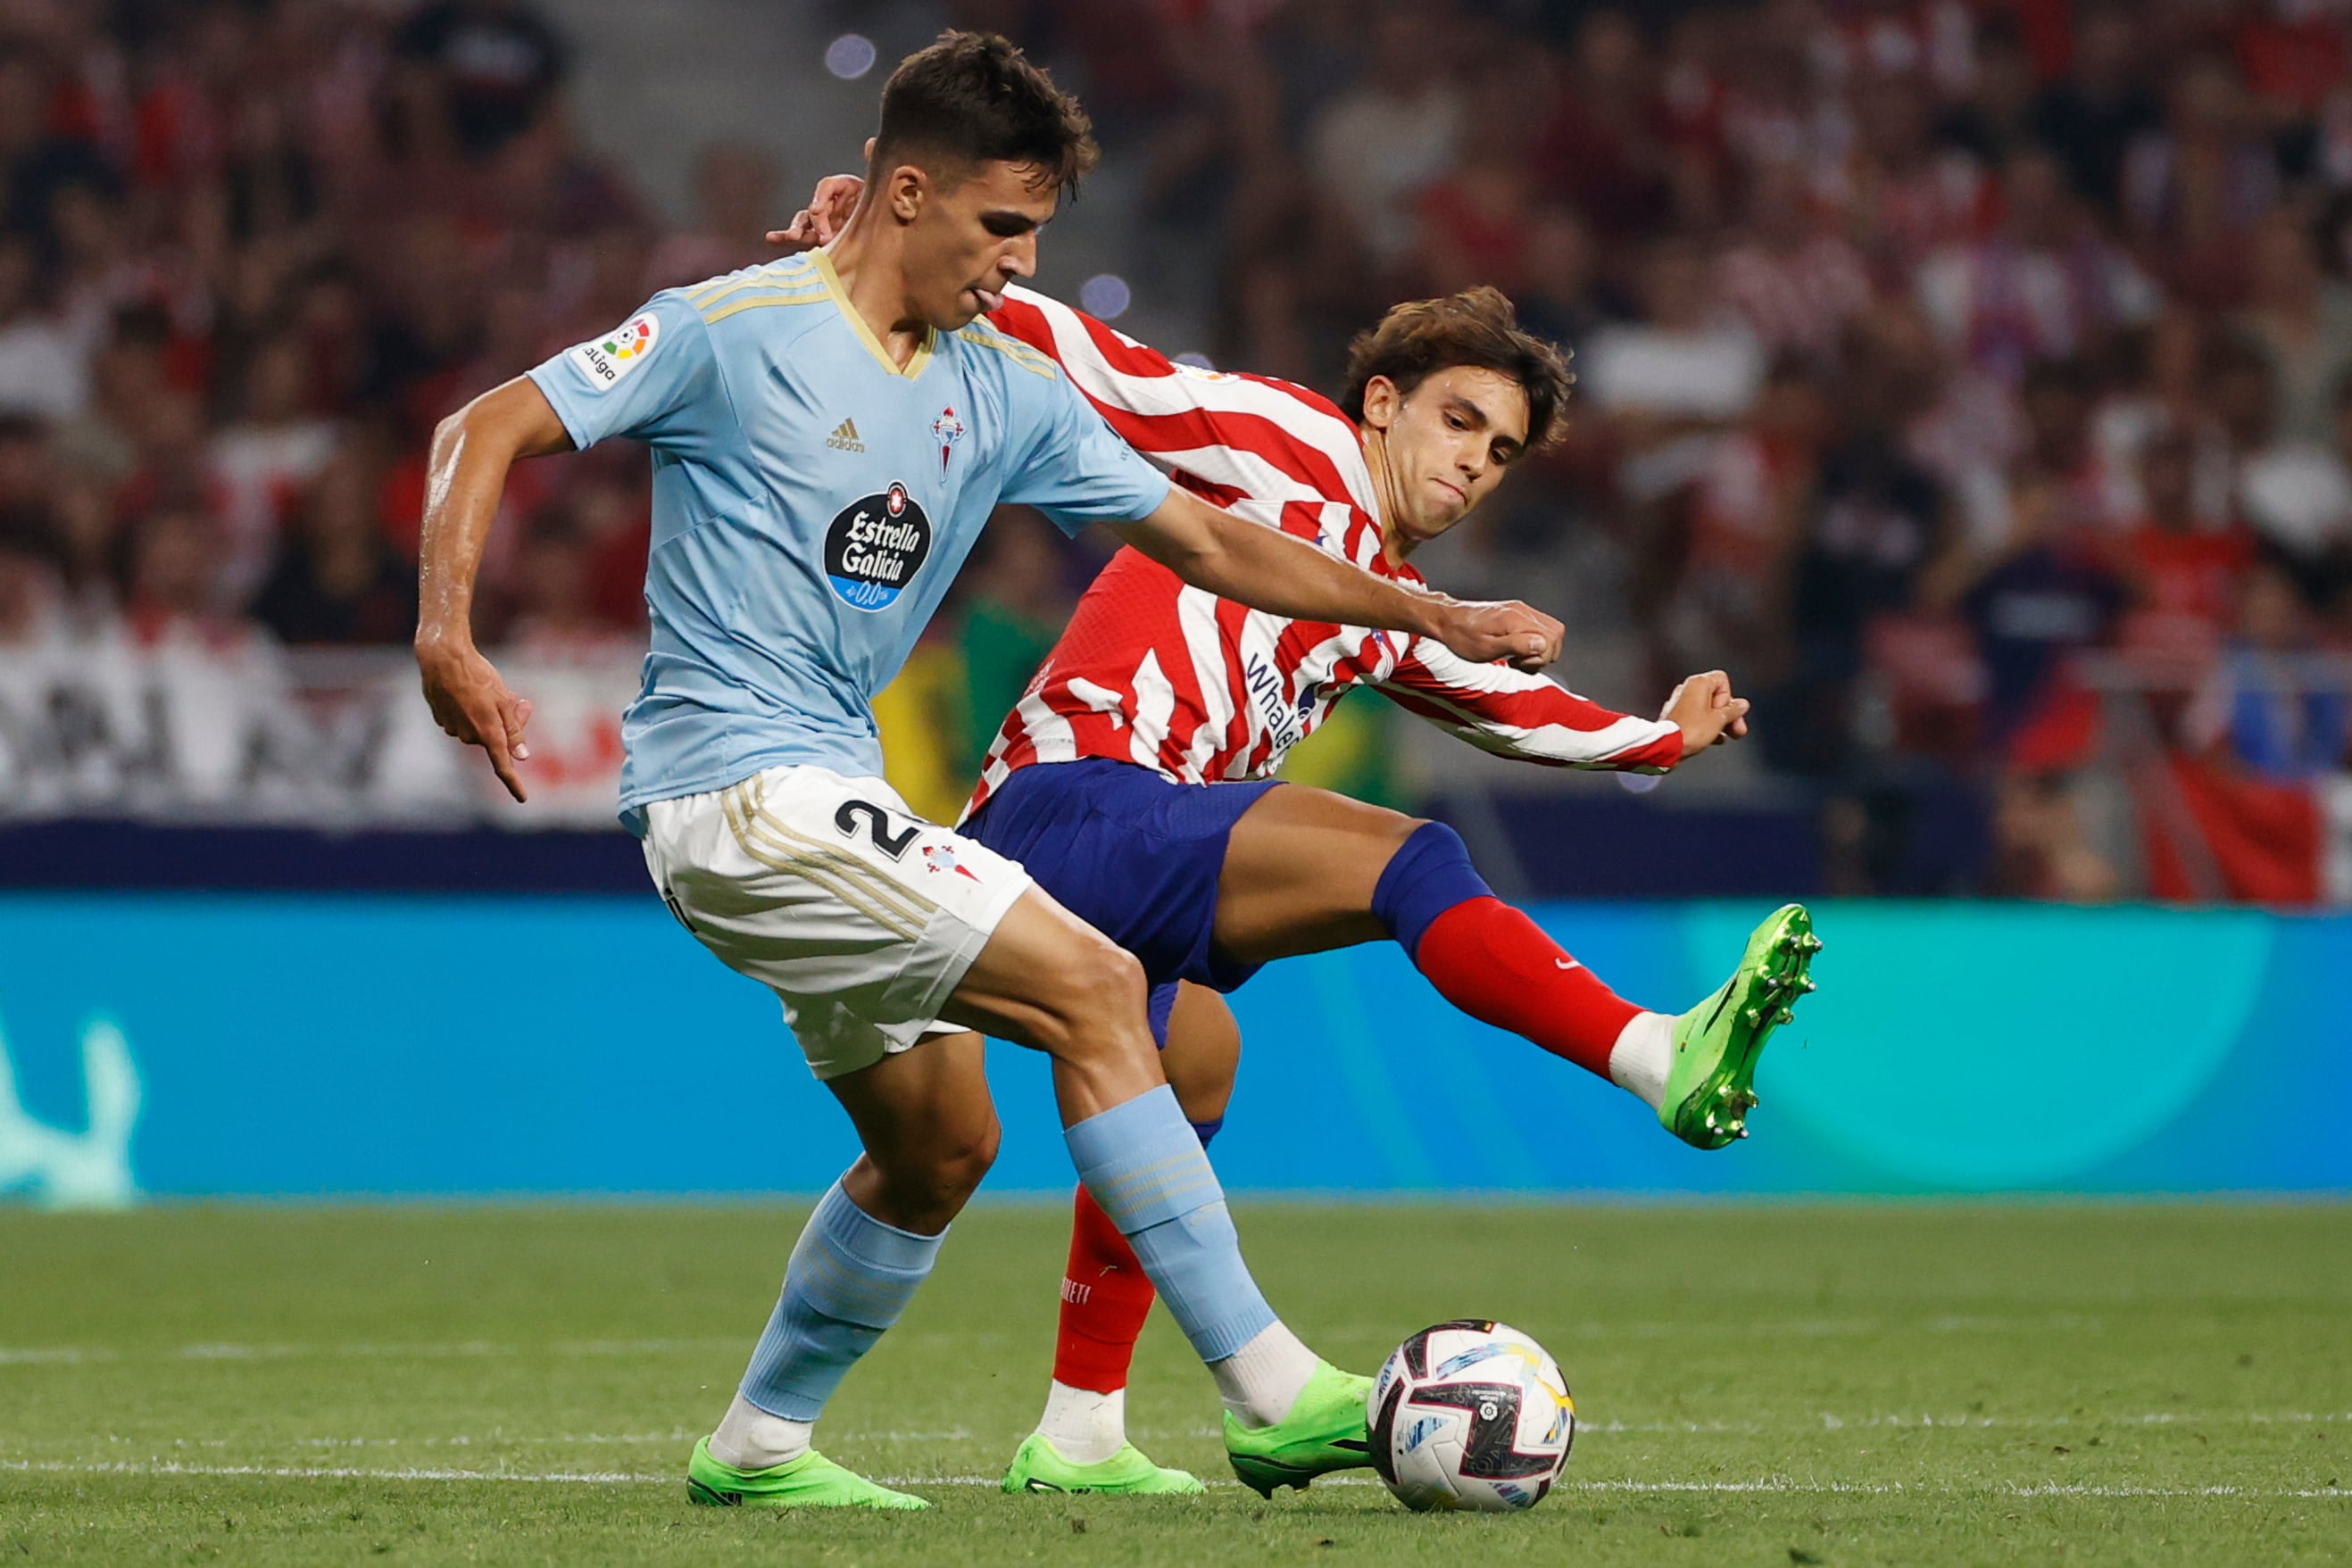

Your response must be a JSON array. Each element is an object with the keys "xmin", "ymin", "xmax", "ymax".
[
  {"xmin": 977, "ymin": 0, "xmax": 2352, "ymax": 898},
  {"xmin": 0, "ymin": 0, "xmax": 728, "ymax": 669},
  {"xmin": 0, "ymin": 0, "xmax": 2348, "ymax": 897}
]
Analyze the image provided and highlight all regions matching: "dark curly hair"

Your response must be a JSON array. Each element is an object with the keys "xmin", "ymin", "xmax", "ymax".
[
  {"xmin": 1340, "ymin": 286, "xmax": 1576, "ymax": 451},
  {"xmin": 871, "ymin": 31, "xmax": 1098, "ymax": 195}
]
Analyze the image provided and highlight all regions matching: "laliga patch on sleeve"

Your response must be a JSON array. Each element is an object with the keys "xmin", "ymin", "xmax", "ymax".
[{"xmin": 566, "ymin": 312, "xmax": 661, "ymax": 393}]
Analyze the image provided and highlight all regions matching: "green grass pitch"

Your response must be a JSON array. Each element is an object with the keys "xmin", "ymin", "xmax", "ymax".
[{"xmin": 3, "ymin": 1203, "xmax": 2348, "ymax": 1564}]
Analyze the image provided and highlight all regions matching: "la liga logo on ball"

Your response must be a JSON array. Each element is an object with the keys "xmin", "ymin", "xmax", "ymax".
[
  {"xmin": 1369, "ymin": 1320, "xmax": 1575, "ymax": 1512},
  {"xmin": 824, "ymin": 482, "xmax": 934, "ymax": 610}
]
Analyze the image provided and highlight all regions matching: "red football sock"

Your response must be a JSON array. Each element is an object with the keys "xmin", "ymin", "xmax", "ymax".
[
  {"xmin": 1409, "ymin": 895, "xmax": 1644, "ymax": 1081},
  {"xmin": 1052, "ymin": 1182, "xmax": 1159, "ymax": 1394}
]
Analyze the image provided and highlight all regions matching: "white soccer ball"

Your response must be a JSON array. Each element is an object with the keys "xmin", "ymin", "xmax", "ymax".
[{"xmin": 1367, "ymin": 1319, "xmax": 1575, "ymax": 1513}]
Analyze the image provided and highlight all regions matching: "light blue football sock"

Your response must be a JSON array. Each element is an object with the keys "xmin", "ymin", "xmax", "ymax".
[
  {"xmin": 1065, "ymin": 1083, "xmax": 1276, "ymax": 1363},
  {"xmin": 737, "ymin": 1178, "xmax": 943, "ymax": 1423}
]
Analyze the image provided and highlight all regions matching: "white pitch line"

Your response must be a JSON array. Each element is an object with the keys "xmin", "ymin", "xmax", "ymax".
[
  {"xmin": 1311, "ymin": 1315, "xmax": 2115, "ymax": 1343},
  {"xmin": 0, "ymin": 1315, "xmax": 2128, "ymax": 1368},
  {"xmin": 1568, "ymin": 1481, "xmax": 2352, "ymax": 1500},
  {"xmin": 0, "ymin": 1340, "xmax": 744, "ymax": 1366},
  {"xmin": 292, "ymin": 1432, "xmax": 703, "ymax": 1449},
  {"xmin": 1593, "ymin": 1410, "xmax": 2352, "ymax": 1435},
  {"xmin": 164, "ymin": 1339, "xmax": 744, "ymax": 1363},
  {"xmin": 4, "ymin": 1460, "xmax": 2346, "ymax": 1501},
  {"xmin": 29, "ymin": 1411, "xmax": 2352, "ymax": 1456},
  {"xmin": 241, "ymin": 1411, "xmax": 2352, "ymax": 1446},
  {"xmin": 1, "ymin": 1459, "xmax": 669, "ymax": 1485}
]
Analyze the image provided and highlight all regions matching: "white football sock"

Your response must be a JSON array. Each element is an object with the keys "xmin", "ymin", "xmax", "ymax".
[
  {"xmin": 708, "ymin": 1391, "xmax": 813, "ymax": 1470},
  {"xmin": 1608, "ymin": 1010, "xmax": 1675, "ymax": 1111},
  {"xmin": 1209, "ymin": 1320, "xmax": 1319, "ymax": 1429},
  {"xmin": 1035, "ymin": 1380, "xmax": 1126, "ymax": 1464}
]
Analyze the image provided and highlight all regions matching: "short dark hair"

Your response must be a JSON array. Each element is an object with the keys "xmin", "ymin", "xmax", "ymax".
[
  {"xmin": 870, "ymin": 31, "xmax": 1097, "ymax": 195},
  {"xmin": 1340, "ymin": 286, "xmax": 1576, "ymax": 451}
]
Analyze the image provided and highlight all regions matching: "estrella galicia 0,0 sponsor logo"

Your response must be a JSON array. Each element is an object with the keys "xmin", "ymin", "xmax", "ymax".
[{"xmin": 824, "ymin": 483, "xmax": 933, "ymax": 610}]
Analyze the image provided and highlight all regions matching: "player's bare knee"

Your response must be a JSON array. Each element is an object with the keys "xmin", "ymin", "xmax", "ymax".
[
  {"xmin": 936, "ymin": 1108, "xmax": 1001, "ymax": 1201},
  {"xmin": 1034, "ymin": 938, "xmax": 1150, "ymax": 1060}
]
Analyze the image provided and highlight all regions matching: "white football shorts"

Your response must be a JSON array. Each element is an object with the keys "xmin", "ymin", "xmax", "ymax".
[{"xmin": 639, "ymin": 764, "xmax": 1033, "ymax": 1080}]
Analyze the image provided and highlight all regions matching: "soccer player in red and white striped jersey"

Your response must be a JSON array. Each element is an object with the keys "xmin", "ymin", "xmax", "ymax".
[
  {"xmin": 963, "ymin": 283, "xmax": 1689, "ymax": 809},
  {"xmin": 771, "ymin": 178, "xmax": 1818, "ymax": 1497}
]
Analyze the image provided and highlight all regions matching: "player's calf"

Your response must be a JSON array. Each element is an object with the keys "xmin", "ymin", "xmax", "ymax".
[
  {"xmin": 955, "ymin": 892, "xmax": 1355, "ymax": 1452},
  {"xmin": 1007, "ymin": 987, "xmax": 1239, "ymax": 1497},
  {"xmin": 692, "ymin": 1177, "xmax": 949, "ymax": 1505},
  {"xmin": 688, "ymin": 1033, "xmax": 1001, "ymax": 1502},
  {"xmin": 1369, "ymin": 821, "xmax": 1666, "ymax": 1088},
  {"xmin": 1333, "ymin": 817, "xmax": 1821, "ymax": 1150}
]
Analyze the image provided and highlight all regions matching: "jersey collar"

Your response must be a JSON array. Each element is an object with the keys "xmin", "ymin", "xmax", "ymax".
[{"xmin": 810, "ymin": 249, "xmax": 935, "ymax": 381}]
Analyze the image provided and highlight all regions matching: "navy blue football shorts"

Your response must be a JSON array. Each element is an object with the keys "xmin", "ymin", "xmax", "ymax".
[{"xmin": 961, "ymin": 758, "xmax": 1285, "ymax": 1047}]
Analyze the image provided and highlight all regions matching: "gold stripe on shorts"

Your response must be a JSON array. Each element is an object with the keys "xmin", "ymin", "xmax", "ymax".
[
  {"xmin": 719, "ymin": 785, "xmax": 927, "ymax": 943},
  {"xmin": 743, "ymin": 775, "xmax": 943, "ymax": 925},
  {"xmin": 719, "ymin": 791, "xmax": 918, "ymax": 943},
  {"xmin": 715, "ymin": 784, "xmax": 917, "ymax": 944}
]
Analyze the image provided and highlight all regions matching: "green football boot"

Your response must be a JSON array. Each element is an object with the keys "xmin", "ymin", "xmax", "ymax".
[
  {"xmin": 1224, "ymin": 1360, "xmax": 1376, "ymax": 1497},
  {"xmin": 1001, "ymin": 1432, "xmax": 1207, "ymax": 1495},
  {"xmin": 1662, "ymin": 902, "xmax": 1820, "ymax": 1149},
  {"xmin": 685, "ymin": 1437, "xmax": 929, "ymax": 1510}
]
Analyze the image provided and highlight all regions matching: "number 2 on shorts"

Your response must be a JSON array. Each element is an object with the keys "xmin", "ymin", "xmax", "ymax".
[{"xmin": 835, "ymin": 799, "xmax": 919, "ymax": 860}]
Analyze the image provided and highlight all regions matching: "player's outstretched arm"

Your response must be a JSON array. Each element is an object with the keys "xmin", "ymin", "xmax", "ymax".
[
  {"xmin": 1373, "ymin": 647, "xmax": 1747, "ymax": 770},
  {"xmin": 414, "ymin": 376, "xmax": 576, "ymax": 802},
  {"xmin": 1375, "ymin": 642, "xmax": 1684, "ymax": 772},
  {"xmin": 1110, "ymin": 486, "xmax": 1565, "ymax": 671}
]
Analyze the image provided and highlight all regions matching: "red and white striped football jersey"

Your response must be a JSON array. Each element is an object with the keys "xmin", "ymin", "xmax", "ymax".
[{"xmin": 960, "ymin": 286, "xmax": 1683, "ymax": 819}]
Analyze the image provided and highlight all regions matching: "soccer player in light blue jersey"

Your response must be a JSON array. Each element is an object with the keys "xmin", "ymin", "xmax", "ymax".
[{"xmin": 411, "ymin": 33, "xmax": 1564, "ymax": 1509}]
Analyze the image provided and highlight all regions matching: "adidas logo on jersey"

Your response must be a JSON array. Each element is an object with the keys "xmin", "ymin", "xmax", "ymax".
[{"xmin": 827, "ymin": 419, "xmax": 865, "ymax": 453}]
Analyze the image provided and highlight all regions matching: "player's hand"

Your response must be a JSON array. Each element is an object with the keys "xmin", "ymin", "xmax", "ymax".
[
  {"xmin": 1662, "ymin": 669, "xmax": 1749, "ymax": 759},
  {"xmin": 1428, "ymin": 598, "xmax": 1564, "ymax": 672},
  {"xmin": 417, "ymin": 636, "xmax": 535, "ymax": 802},
  {"xmin": 765, "ymin": 174, "xmax": 864, "ymax": 251}
]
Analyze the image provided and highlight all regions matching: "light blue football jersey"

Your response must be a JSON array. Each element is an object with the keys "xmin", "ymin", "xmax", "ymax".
[{"xmin": 526, "ymin": 250, "xmax": 1172, "ymax": 832}]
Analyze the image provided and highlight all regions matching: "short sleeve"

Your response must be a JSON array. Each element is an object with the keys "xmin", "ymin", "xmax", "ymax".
[
  {"xmin": 998, "ymin": 370, "xmax": 1174, "ymax": 536},
  {"xmin": 527, "ymin": 292, "xmax": 725, "ymax": 456}
]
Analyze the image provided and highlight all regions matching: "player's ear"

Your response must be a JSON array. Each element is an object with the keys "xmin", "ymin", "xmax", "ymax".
[
  {"xmin": 1360, "ymin": 375, "xmax": 1402, "ymax": 433},
  {"xmin": 885, "ymin": 163, "xmax": 927, "ymax": 224}
]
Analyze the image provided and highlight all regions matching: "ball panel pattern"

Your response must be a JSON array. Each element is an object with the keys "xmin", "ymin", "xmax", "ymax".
[{"xmin": 1367, "ymin": 1320, "xmax": 1575, "ymax": 1514}]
